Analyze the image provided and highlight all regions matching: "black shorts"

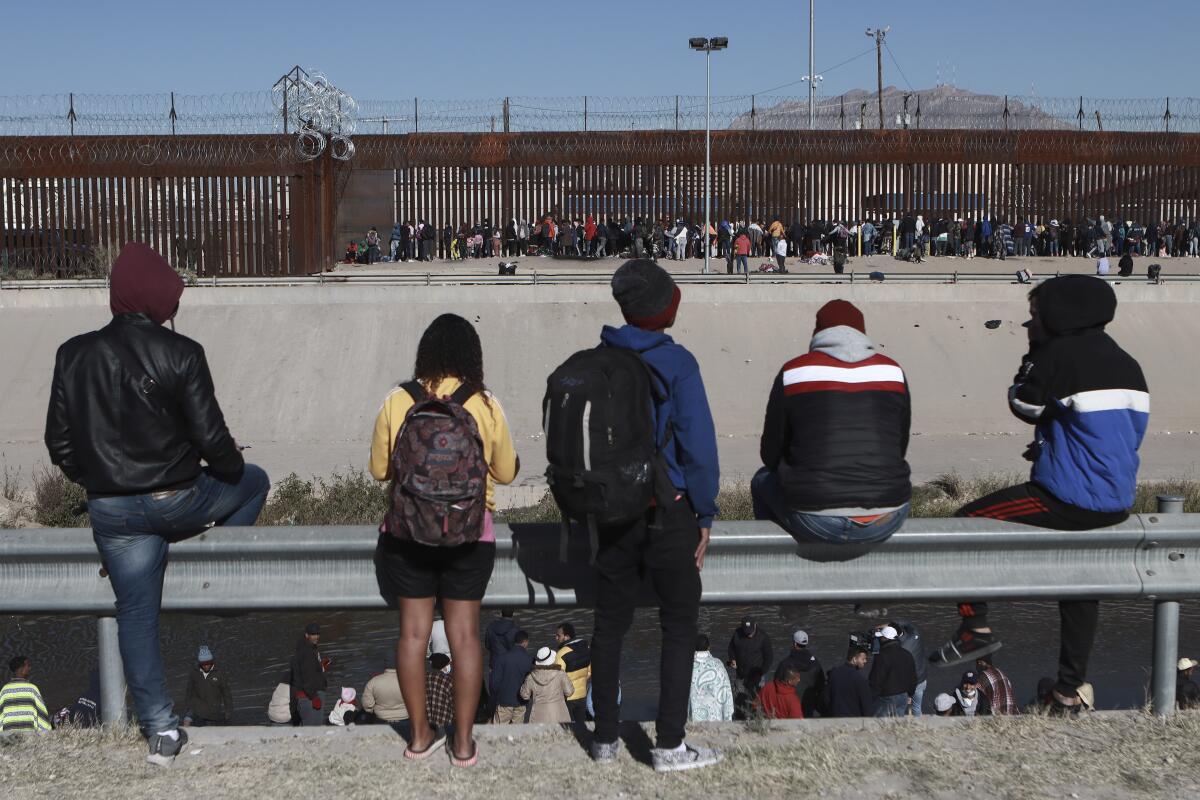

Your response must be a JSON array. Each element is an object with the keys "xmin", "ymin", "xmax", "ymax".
[{"xmin": 374, "ymin": 534, "xmax": 496, "ymax": 602}]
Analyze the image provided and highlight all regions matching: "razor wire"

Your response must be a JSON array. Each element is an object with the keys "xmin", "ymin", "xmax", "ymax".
[
  {"xmin": 271, "ymin": 69, "xmax": 357, "ymax": 161},
  {"xmin": 2, "ymin": 92, "xmax": 1198, "ymax": 136}
]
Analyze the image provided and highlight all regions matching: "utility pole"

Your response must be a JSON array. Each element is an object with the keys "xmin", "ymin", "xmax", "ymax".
[{"xmin": 865, "ymin": 26, "xmax": 889, "ymax": 130}]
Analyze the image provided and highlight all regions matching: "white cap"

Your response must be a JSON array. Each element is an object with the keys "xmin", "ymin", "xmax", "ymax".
[
  {"xmin": 340, "ymin": 687, "xmax": 356, "ymax": 703},
  {"xmin": 934, "ymin": 693, "xmax": 956, "ymax": 713},
  {"xmin": 793, "ymin": 630, "xmax": 809, "ymax": 646},
  {"xmin": 878, "ymin": 626, "xmax": 898, "ymax": 641}
]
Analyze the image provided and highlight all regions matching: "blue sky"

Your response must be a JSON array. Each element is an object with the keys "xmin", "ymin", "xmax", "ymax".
[{"xmin": 6, "ymin": 0, "xmax": 1196, "ymax": 100}]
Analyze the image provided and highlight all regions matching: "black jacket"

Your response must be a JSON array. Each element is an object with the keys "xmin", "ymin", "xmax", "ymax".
[
  {"xmin": 891, "ymin": 621, "xmax": 928, "ymax": 685},
  {"xmin": 485, "ymin": 618, "xmax": 518, "ymax": 665},
  {"xmin": 826, "ymin": 663, "xmax": 874, "ymax": 717},
  {"xmin": 760, "ymin": 328, "xmax": 911, "ymax": 511},
  {"xmin": 728, "ymin": 629, "xmax": 773, "ymax": 680},
  {"xmin": 775, "ymin": 647, "xmax": 826, "ymax": 716},
  {"xmin": 45, "ymin": 314, "xmax": 243, "ymax": 496},
  {"xmin": 290, "ymin": 638, "xmax": 327, "ymax": 698},
  {"xmin": 868, "ymin": 640, "xmax": 918, "ymax": 698},
  {"xmin": 489, "ymin": 645, "xmax": 534, "ymax": 708},
  {"xmin": 183, "ymin": 666, "xmax": 233, "ymax": 722}
]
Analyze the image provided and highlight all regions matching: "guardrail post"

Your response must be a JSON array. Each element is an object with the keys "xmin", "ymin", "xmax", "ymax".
[
  {"xmin": 1151, "ymin": 494, "xmax": 1185, "ymax": 715},
  {"xmin": 1153, "ymin": 599, "xmax": 1179, "ymax": 716},
  {"xmin": 97, "ymin": 616, "xmax": 127, "ymax": 726}
]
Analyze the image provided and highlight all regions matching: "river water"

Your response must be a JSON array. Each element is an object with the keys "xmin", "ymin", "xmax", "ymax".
[{"xmin": 4, "ymin": 600, "xmax": 1198, "ymax": 723}]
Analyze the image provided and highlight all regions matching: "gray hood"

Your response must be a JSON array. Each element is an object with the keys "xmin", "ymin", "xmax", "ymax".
[{"xmin": 809, "ymin": 325, "xmax": 877, "ymax": 363}]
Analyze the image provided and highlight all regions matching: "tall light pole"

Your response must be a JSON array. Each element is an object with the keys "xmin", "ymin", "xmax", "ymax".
[
  {"xmin": 865, "ymin": 26, "xmax": 889, "ymax": 130},
  {"xmin": 808, "ymin": 0, "xmax": 815, "ymax": 129},
  {"xmin": 690, "ymin": 36, "xmax": 728, "ymax": 275}
]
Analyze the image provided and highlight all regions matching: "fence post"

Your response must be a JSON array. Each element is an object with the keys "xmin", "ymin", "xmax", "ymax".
[
  {"xmin": 1151, "ymin": 494, "xmax": 1185, "ymax": 716},
  {"xmin": 98, "ymin": 616, "xmax": 127, "ymax": 726}
]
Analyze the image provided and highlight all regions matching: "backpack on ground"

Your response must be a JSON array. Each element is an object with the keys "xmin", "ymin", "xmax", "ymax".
[
  {"xmin": 543, "ymin": 347, "xmax": 672, "ymax": 560},
  {"xmin": 384, "ymin": 382, "xmax": 487, "ymax": 547}
]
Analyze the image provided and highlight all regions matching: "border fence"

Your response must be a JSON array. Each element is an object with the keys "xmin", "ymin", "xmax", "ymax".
[
  {"xmin": 2, "ymin": 92, "xmax": 1200, "ymax": 277},
  {"xmin": 4, "ymin": 92, "xmax": 1200, "ymax": 136}
]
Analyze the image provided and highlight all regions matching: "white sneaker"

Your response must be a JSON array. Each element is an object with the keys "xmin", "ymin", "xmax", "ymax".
[
  {"xmin": 147, "ymin": 729, "xmax": 188, "ymax": 767},
  {"xmin": 651, "ymin": 742, "xmax": 723, "ymax": 773}
]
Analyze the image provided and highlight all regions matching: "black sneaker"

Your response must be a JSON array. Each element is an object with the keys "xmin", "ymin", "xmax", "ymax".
[
  {"xmin": 147, "ymin": 728, "xmax": 188, "ymax": 767},
  {"xmin": 928, "ymin": 628, "xmax": 1002, "ymax": 667}
]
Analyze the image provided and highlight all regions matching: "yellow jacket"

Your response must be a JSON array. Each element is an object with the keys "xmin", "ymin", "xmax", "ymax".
[
  {"xmin": 556, "ymin": 639, "xmax": 592, "ymax": 702},
  {"xmin": 768, "ymin": 220, "xmax": 785, "ymax": 238},
  {"xmin": 369, "ymin": 378, "xmax": 519, "ymax": 510}
]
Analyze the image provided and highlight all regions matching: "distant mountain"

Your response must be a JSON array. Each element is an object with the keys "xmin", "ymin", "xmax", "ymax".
[{"xmin": 731, "ymin": 84, "xmax": 1072, "ymax": 130}]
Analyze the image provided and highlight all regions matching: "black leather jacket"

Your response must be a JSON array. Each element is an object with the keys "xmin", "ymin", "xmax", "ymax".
[{"xmin": 44, "ymin": 314, "xmax": 243, "ymax": 496}]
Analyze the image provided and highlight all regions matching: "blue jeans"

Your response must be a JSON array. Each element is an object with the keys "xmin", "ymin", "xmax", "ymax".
[
  {"xmin": 751, "ymin": 468, "xmax": 908, "ymax": 545},
  {"xmin": 876, "ymin": 693, "xmax": 909, "ymax": 717},
  {"xmin": 87, "ymin": 465, "xmax": 270, "ymax": 735},
  {"xmin": 911, "ymin": 679, "xmax": 926, "ymax": 717},
  {"xmin": 736, "ymin": 254, "xmax": 748, "ymax": 273}
]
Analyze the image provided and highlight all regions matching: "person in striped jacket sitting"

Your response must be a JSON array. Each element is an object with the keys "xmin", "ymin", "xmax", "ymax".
[
  {"xmin": 931, "ymin": 275, "xmax": 1149, "ymax": 716},
  {"xmin": 752, "ymin": 299, "xmax": 912, "ymax": 545},
  {"xmin": 0, "ymin": 656, "xmax": 52, "ymax": 733}
]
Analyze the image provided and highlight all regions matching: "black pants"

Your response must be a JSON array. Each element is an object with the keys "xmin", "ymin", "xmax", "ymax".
[
  {"xmin": 956, "ymin": 482, "xmax": 1127, "ymax": 696},
  {"xmin": 567, "ymin": 698, "xmax": 589, "ymax": 725},
  {"xmin": 591, "ymin": 497, "xmax": 701, "ymax": 750}
]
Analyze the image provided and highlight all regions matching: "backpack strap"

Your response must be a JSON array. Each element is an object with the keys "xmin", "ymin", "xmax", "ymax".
[
  {"xmin": 447, "ymin": 383, "xmax": 475, "ymax": 406},
  {"xmin": 401, "ymin": 380, "xmax": 428, "ymax": 403}
]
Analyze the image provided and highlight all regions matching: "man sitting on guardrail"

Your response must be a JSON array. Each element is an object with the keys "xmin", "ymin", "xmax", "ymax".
[
  {"xmin": 44, "ymin": 242, "xmax": 270, "ymax": 766},
  {"xmin": 929, "ymin": 274, "xmax": 1149, "ymax": 717},
  {"xmin": 751, "ymin": 299, "xmax": 911, "ymax": 546}
]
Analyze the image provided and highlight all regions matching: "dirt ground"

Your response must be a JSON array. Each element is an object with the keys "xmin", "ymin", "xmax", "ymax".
[{"xmin": 3, "ymin": 712, "xmax": 1197, "ymax": 800}]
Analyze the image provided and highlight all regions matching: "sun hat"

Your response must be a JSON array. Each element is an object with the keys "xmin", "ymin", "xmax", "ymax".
[{"xmin": 535, "ymin": 646, "xmax": 557, "ymax": 667}]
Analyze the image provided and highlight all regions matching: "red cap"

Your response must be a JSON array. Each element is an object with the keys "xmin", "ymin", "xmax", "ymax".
[{"xmin": 814, "ymin": 299, "xmax": 865, "ymax": 334}]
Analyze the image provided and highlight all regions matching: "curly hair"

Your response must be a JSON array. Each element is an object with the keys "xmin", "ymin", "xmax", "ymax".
[{"xmin": 412, "ymin": 313, "xmax": 488, "ymax": 401}]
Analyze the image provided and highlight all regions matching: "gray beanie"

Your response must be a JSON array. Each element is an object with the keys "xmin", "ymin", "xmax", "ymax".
[
  {"xmin": 197, "ymin": 645, "xmax": 214, "ymax": 662},
  {"xmin": 611, "ymin": 259, "xmax": 681, "ymax": 329}
]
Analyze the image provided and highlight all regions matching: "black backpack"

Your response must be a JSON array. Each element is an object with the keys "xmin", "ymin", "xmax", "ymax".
[{"xmin": 543, "ymin": 346, "xmax": 672, "ymax": 560}]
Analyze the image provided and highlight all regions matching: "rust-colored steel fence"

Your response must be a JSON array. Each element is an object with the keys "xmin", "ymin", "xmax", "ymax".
[{"xmin": 3, "ymin": 130, "xmax": 1199, "ymax": 276}]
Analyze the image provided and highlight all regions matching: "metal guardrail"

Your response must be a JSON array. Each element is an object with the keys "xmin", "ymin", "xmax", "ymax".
[
  {"xmin": 1, "ymin": 505, "xmax": 1196, "ymax": 722},
  {"xmin": 2, "ymin": 270, "xmax": 1197, "ymax": 291}
]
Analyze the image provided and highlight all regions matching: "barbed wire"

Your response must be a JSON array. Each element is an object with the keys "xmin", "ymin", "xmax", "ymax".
[{"xmin": 2, "ymin": 91, "xmax": 1198, "ymax": 136}]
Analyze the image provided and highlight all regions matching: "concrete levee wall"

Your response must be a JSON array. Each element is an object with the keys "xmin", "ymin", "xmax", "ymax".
[{"xmin": 3, "ymin": 282, "xmax": 1198, "ymax": 500}]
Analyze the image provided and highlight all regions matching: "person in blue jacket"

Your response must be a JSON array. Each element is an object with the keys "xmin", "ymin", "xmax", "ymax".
[
  {"xmin": 930, "ymin": 275, "xmax": 1149, "ymax": 716},
  {"xmin": 588, "ymin": 259, "xmax": 722, "ymax": 773}
]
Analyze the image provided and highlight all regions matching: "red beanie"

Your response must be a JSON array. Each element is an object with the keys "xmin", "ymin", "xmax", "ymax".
[
  {"xmin": 814, "ymin": 299, "xmax": 865, "ymax": 334},
  {"xmin": 109, "ymin": 243, "xmax": 184, "ymax": 325}
]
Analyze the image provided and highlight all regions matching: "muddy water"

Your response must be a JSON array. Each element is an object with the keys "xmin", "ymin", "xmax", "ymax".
[{"xmin": 5, "ymin": 600, "xmax": 1198, "ymax": 723}]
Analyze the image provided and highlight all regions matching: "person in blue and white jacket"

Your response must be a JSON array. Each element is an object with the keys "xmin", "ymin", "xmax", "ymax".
[{"xmin": 930, "ymin": 275, "xmax": 1149, "ymax": 716}]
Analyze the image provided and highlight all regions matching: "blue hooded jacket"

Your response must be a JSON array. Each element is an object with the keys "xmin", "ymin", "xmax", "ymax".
[
  {"xmin": 1010, "ymin": 276, "xmax": 1148, "ymax": 512},
  {"xmin": 599, "ymin": 324, "xmax": 720, "ymax": 527}
]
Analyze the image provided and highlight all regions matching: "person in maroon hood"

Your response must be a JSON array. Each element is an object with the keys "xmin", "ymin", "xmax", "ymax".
[{"xmin": 44, "ymin": 243, "xmax": 269, "ymax": 767}]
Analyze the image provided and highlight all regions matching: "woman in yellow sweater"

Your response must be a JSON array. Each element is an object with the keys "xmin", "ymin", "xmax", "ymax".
[{"xmin": 370, "ymin": 313, "xmax": 518, "ymax": 767}]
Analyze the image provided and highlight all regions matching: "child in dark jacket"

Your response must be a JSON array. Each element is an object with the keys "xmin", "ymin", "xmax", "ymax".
[{"xmin": 588, "ymin": 259, "xmax": 722, "ymax": 773}]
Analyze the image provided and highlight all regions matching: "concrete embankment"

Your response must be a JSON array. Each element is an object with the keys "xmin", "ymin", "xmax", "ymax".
[
  {"xmin": 2, "ymin": 713, "xmax": 1196, "ymax": 799},
  {"xmin": 3, "ymin": 282, "xmax": 1198, "ymax": 503}
]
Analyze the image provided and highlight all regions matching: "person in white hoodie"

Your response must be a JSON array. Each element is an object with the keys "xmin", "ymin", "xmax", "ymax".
[{"xmin": 328, "ymin": 687, "xmax": 359, "ymax": 726}]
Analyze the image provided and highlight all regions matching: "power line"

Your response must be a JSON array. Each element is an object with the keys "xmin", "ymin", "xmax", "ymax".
[
  {"xmin": 884, "ymin": 41, "xmax": 914, "ymax": 92},
  {"xmin": 750, "ymin": 46, "xmax": 876, "ymax": 97}
]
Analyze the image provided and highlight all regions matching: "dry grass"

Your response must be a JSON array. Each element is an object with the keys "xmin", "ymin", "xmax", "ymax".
[
  {"xmin": 16, "ymin": 468, "xmax": 1200, "ymax": 529},
  {"xmin": 1, "ymin": 714, "xmax": 1197, "ymax": 799}
]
